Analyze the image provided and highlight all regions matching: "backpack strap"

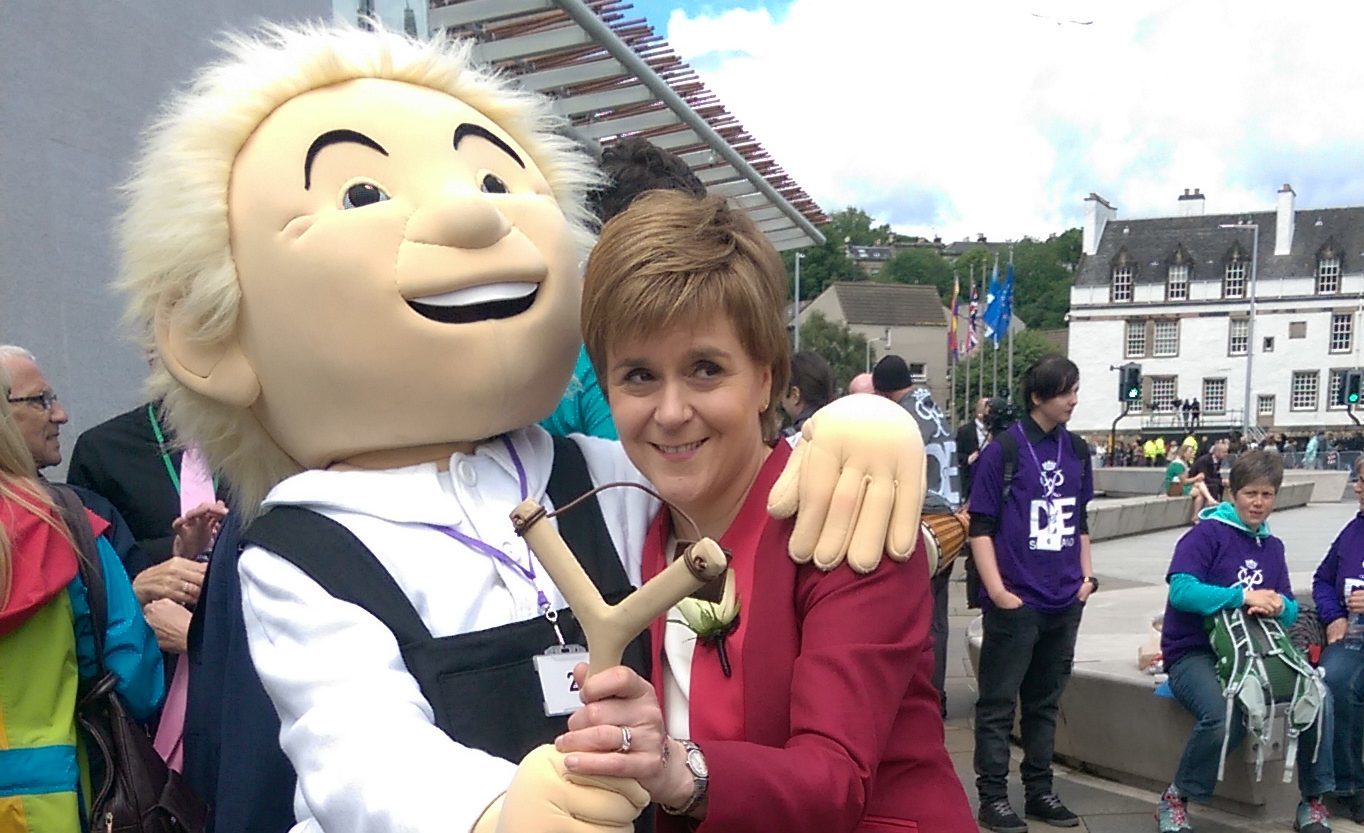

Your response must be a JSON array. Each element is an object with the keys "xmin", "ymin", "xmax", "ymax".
[
  {"xmin": 46, "ymin": 483, "xmax": 109, "ymax": 660},
  {"xmin": 995, "ymin": 428, "xmax": 1019, "ymax": 505}
]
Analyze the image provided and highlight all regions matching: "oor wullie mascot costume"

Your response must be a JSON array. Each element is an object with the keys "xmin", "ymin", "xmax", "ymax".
[{"xmin": 118, "ymin": 23, "xmax": 924, "ymax": 833}]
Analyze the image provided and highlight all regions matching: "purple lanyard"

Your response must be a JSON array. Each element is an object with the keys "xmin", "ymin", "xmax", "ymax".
[
  {"xmin": 429, "ymin": 436, "xmax": 550, "ymax": 613},
  {"xmin": 1012, "ymin": 422, "xmax": 1064, "ymax": 501}
]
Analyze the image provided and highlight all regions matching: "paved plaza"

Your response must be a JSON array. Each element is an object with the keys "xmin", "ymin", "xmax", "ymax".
[{"xmin": 942, "ymin": 494, "xmax": 1364, "ymax": 832}]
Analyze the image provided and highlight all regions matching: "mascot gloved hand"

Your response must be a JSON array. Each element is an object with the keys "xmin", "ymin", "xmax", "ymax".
[
  {"xmin": 769, "ymin": 393, "xmax": 926, "ymax": 573},
  {"xmin": 474, "ymin": 746, "xmax": 648, "ymax": 833}
]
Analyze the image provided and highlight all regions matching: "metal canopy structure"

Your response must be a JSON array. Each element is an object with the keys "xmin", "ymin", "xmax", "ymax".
[{"xmin": 428, "ymin": 0, "xmax": 826, "ymax": 250}]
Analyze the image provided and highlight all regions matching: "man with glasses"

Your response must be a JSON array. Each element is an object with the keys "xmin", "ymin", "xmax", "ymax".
[{"xmin": 0, "ymin": 344, "xmax": 68, "ymax": 468}]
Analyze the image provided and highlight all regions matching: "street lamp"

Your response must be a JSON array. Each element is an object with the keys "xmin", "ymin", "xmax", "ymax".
[
  {"xmin": 793, "ymin": 252, "xmax": 804, "ymax": 352},
  {"xmin": 864, "ymin": 327, "xmax": 891, "ymax": 373},
  {"xmin": 1219, "ymin": 222, "xmax": 1259, "ymax": 431}
]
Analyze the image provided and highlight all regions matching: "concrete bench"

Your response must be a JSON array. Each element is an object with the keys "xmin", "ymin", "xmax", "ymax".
[
  {"xmin": 1282, "ymin": 469, "xmax": 1350, "ymax": 504},
  {"xmin": 1086, "ymin": 481, "xmax": 1313, "ymax": 542},
  {"xmin": 965, "ymin": 570, "xmax": 1320, "ymax": 820}
]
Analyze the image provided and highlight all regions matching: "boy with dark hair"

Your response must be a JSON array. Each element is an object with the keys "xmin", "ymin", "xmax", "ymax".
[
  {"xmin": 1156, "ymin": 450, "xmax": 1335, "ymax": 833},
  {"xmin": 969, "ymin": 353, "xmax": 1094, "ymax": 832}
]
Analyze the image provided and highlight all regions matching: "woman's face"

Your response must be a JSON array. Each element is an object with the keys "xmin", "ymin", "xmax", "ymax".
[{"xmin": 604, "ymin": 315, "xmax": 772, "ymax": 533}]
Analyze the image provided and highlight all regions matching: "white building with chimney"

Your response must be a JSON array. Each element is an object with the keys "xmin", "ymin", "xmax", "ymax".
[{"xmin": 1068, "ymin": 185, "xmax": 1364, "ymax": 438}]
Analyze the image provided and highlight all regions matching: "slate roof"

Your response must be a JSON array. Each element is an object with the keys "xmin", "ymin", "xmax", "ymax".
[
  {"xmin": 1075, "ymin": 206, "xmax": 1364, "ymax": 288},
  {"xmin": 830, "ymin": 282, "xmax": 947, "ymax": 327}
]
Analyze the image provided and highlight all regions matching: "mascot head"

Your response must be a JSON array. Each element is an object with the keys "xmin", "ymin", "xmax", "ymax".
[{"xmin": 120, "ymin": 22, "xmax": 600, "ymax": 511}]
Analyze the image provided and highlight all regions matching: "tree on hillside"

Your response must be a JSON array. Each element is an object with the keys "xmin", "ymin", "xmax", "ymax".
[
  {"xmin": 879, "ymin": 247, "xmax": 955, "ymax": 302},
  {"xmin": 798, "ymin": 311, "xmax": 869, "ymax": 392},
  {"xmin": 949, "ymin": 329, "xmax": 1058, "ymax": 423},
  {"xmin": 780, "ymin": 207, "xmax": 894, "ymax": 302}
]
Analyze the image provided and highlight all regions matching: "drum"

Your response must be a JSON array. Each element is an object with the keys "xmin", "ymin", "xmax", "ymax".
[{"xmin": 921, "ymin": 511, "xmax": 968, "ymax": 576}]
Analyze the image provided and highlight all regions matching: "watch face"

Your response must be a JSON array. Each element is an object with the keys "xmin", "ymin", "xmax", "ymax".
[{"xmin": 687, "ymin": 748, "xmax": 708, "ymax": 778}]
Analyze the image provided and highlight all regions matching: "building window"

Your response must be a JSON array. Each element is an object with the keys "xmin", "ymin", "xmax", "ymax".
[
  {"xmin": 1153, "ymin": 319, "xmax": 1179, "ymax": 357},
  {"xmin": 1150, "ymin": 377, "xmax": 1177, "ymax": 412},
  {"xmin": 1258, "ymin": 394, "xmax": 1275, "ymax": 417},
  {"xmin": 1125, "ymin": 319, "xmax": 1146, "ymax": 358},
  {"xmin": 1290, "ymin": 321, "xmax": 1307, "ymax": 338},
  {"xmin": 1167, "ymin": 263, "xmax": 1189, "ymax": 301},
  {"xmin": 1263, "ymin": 337, "xmax": 1275, "ymax": 352},
  {"xmin": 1112, "ymin": 264, "xmax": 1134, "ymax": 302},
  {"xmin": 1318, "ymin": 256, "xmax": 1341, "ymax": 294},
  {"xmin": 1291, "ymin": 371, "xmax": 1319, "ymax": 411},
  {"xmin": 1203, "ymin": 378, "xmax": 1226, "ymax": 413},
  {"xmin": 1329, "ymin": 369, "xmax": 1349, "ymax": 410},
  {"xmin": 1228, "ymin": 318, "xmax": 1248, "ymax": 355},
  {"xmin": 1331, "ymin": 312, "xmax": 1353, "ymax": 353},
  {"xmin": 1224, "ymin": 259, "xmax": 1247, "ymax": 299}
]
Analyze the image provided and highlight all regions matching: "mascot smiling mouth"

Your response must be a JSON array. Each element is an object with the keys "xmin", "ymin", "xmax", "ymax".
[{"xmin": 407, "ymin": 281, "xmax": 538, "ymax": 324}]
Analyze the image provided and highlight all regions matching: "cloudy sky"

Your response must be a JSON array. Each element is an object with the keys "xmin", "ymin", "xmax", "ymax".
[{"xmin": 615, "ymin": 0, "xmax": 1364, "ymax": 244}]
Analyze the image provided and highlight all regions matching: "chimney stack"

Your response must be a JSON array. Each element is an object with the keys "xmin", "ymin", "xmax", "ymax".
[
  {"xmin": 1177, "ymin": 187, "xmax": 1205, "ymax": 217},
  {"xmin": 1275, "ymin": 183, "xmax": 1295, "ymax": 256},
  {"xmin": 1083, "ymin": 193, "xmax": 1115, "ymax": 256}
]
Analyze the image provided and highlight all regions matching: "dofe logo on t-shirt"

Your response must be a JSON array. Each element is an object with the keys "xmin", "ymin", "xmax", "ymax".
[{"xmin": 1028, "ymin": 459, "xmax": 1075, "ymax": 552}]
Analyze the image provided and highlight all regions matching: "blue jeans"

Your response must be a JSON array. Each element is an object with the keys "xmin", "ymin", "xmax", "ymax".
[
  {"xmin": 1167, "ymin": 650, "xmax": 1335, "ymax": 800},
  {"xmin": 1321, "ymin": 642, "xmax": 1364, "ymax": 794}
]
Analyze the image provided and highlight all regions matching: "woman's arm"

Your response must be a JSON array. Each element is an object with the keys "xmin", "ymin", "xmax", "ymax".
[{"xmin": 1168, "ymin": 572, "xmax": 1243, "ymax": 615}]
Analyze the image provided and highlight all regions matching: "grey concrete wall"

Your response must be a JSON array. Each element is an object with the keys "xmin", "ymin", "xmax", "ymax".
[{"xmin": 0, "ymin": 0, "xmax": 329, "ymax": 475}]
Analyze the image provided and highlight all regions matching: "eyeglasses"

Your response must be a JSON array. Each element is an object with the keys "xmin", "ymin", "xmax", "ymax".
[{"xmin": 6, "ymin": 391, "xmax": 59, "ymax": 412}]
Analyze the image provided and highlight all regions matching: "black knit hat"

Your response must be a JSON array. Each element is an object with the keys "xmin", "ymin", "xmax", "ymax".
[{"xmin": 872, "ymin": 355, "xmax": 913, "ymax": 393}]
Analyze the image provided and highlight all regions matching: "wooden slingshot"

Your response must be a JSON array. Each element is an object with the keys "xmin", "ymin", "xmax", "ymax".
[{"xmin": 510, "ymin": 498, "xmax": 728, "ymax": 677}]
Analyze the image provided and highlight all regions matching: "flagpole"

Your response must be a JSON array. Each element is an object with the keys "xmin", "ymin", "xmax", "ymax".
[
  {"xmin": 1007, "ymin": 247, "xmax": 1015, "ymax": 397},
  {"xmin": 964, "ymin": 267, "xmax": 972, "ymax": 423}
]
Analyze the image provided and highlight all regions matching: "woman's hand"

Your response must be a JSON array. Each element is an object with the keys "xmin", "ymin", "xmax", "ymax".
[
  {"xmin": 171, "ymin": 500, "xmax": 229, "ymax": 558},
  {"xmin": 1327, "ymin": 618, "xmax": 1349, "ymax": 645},
  {"xmin": 131, "ymin": 556, "xmax": 206, "ymax": 606},
  {"xmin": 143, "ymin": 598, "xmax": 192, "ymax": 654},
  {"xmin": 1243, "ymin": 588, "xmax": 1283, "ymax": 617},
  {"xmin": 556, "ymin": 664, "xmax": 691, "ymax": 807},
  {"xmin": 1346, "ymin": 590, "xmax": 1364, "ymax": 614}
]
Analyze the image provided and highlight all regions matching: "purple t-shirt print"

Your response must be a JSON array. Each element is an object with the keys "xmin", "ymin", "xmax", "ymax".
[
  {"xmin": 1160, "ymin": 519, "xmax": 1292, "ymax": 670},
  {"xmin": 971, "ymin": 421, "xmax": 1092, "ymax": 613}
]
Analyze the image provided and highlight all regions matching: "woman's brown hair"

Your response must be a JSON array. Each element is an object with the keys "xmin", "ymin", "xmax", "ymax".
[{"xmin": 581, "ymin": 191, "xmax": 791, "ymax": 440}]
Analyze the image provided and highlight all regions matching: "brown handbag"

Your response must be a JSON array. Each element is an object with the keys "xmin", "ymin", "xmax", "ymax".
[
  {"xmin": 47, "ymin": 485, "xmax": 208, "ymax": 833},
  {"xmin": 1167, "ymin": 480, "xmax": 1185, "ymax": 497}
]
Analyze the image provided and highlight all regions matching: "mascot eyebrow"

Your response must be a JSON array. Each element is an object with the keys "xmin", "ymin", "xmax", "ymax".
[
  {"xmin": 304, "ymin": 129, "xmax": 388, "ymax": 190},
  {"xmin": 453, "ymin": 123, "xmax": 525, "ymax": 169}
]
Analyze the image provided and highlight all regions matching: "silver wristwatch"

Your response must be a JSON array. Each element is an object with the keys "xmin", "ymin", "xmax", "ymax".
[{"xmin": 661, "ymin": 740, "xmax": 708, "ymax": 816}]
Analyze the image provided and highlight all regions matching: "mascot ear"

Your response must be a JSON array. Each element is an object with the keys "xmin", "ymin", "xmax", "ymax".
[{"xmin": 155, "ymin": 301, "xmax": 261, "ymax": 408}]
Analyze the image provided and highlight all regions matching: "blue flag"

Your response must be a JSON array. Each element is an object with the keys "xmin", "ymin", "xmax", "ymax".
[
  {"xmin": 998, "ymin": 263, "xmax": 1015, "ymax": 343},
  {"xmin": 982, "ymin": 261, "xmax": 1004, "ymax": 344}
]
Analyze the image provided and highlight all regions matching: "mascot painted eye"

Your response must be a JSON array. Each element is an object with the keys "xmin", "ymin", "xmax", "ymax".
[
  {"xmin": 480, "ymin": 172, "xmax": 508, "ymax": 194},
  {"xmin": 341, "ymin": 181, "xmax": 389, "ymax": 209}
]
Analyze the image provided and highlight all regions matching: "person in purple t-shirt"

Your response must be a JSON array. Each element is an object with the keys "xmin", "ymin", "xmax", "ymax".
[
  {"xmin": 1156, "ymin": 451, "xmax": 1335, "ymax": 833},
  {"xmin": 1313, "ymin": 455, "xmax": 1364, "ymax": 823},
  {"xmin": 968, "ymin": 354, "xmax": 1094, "ymax": 833}
]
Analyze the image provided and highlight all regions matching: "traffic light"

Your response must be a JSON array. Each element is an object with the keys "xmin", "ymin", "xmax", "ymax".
[
  {"xmin": 1119, "ymin": 363, "xmax": 1142, "ymax": 404},
  {"xmin": 1344, "ymin": 369, "xmax": 1363, "ymax": 406}
]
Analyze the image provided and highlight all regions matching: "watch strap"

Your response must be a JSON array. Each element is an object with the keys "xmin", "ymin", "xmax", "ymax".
[{"xmin": 660, "ymin": 740, "xmax": 708, "ymax": 816}]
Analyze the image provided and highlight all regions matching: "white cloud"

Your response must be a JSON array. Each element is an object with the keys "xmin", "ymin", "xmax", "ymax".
[{"xmin": 662, "ymin": 0, "xmax": 1364, "ymax": 242}]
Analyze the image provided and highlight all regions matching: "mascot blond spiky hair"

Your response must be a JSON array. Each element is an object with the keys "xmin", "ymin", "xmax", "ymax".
[{"xmin": 119, "ymin": 21, "xmax": 922, "ymax": 833}]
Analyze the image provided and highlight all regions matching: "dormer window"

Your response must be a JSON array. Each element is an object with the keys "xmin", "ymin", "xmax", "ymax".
[
  {"xmin": 1166, "ymin": 248, "xmax": 1190, "ymax": 301},
  {"xmin": 1317, "ymin": 248, "xmax": 1341, "ymax": 294},
  {"xmin": 1223, "ymin": 251, "xmax": 1247, "ymax": 299},
  {"xmin": 1110, "ymin": 249, "xmax": 1134, "ymax": 302}
]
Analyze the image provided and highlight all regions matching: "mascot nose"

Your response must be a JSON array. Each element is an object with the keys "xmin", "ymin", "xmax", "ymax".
[{"xmin": 406, "ymin": 191, "xmax": 511, "ymax": 250}]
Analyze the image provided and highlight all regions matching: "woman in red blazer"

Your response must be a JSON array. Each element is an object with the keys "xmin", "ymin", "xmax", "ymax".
[{"xmin": 558, "ymin": 191, "xmax": 975, "ymax": 833}]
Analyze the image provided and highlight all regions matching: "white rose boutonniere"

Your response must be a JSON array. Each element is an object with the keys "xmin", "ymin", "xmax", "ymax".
[{"xmin": 674, "ymin": 568, "xmax": 741, "ymax": 677}]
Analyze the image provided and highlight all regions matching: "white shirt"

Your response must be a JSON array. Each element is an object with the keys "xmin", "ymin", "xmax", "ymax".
[{"xmin": 239, "ymin": 427, "xmax": 657, "ymax": 833}]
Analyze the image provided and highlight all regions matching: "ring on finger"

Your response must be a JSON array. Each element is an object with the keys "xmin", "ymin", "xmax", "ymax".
[{"xmin": 617, "ymin": 725, "xmax": 632, "ymax": 754}]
